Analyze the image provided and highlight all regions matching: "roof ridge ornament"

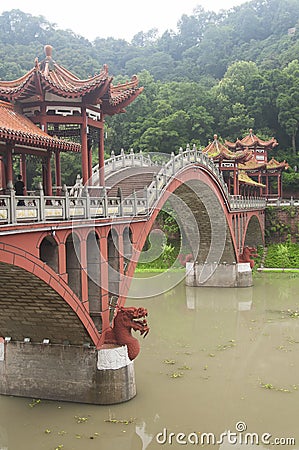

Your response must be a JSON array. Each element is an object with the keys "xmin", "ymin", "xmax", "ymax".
[
  {"xmin": 44, "ymin": 45, "xmax": 53, "ymax": 58},
  {"xmin": 43, "ymin": 45, "xmax": 54, "ymax": 76}
]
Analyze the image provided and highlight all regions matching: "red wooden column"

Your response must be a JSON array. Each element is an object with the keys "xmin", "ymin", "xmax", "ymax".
[
  {"xmin": 233, "ymin": 164, "xmax": 239, "ymax": 195},
  {"xmin": 88, "ymin": 140, "xmax": 93, "ymax": 183},
  {"xmin": 45, "ymin": 151, "xmax": 53, "ymax": 196},
  {"xmin": 265, "ymin": 173, "xmax": 269, "ymax": 198},
  {"xmin": 258, "ymin": 171, "xmax": 263, "ymax": 197},
  {"xmin": 99, "ymin": 230, "xmax": 110, "ymax": 334},
  {"xmin": 0, "ymin": 154, "xmax": 6, "ymax": 191},
  {"xmin": 278, "ymin": 172, "xmax": 282, "ymax": 198},
  {"xmin": 98, "ymin": 121, "xmax": 105, "ymax": 187},
  {"xmin": 6, "ymin": 146, "xmax": 13, "ymax": 184},
  {"xmin": 20, "ymin": 154, "xmax": 27, "ymax": 194},
  {"xmin": 58, "ymin": 239, "xmax": 68, "ymax": 283},
  {"xmin": 55, "ymin": 150, "xmax": 61, "ymax": 195},
  {"xmin": 81, "ymin": 107, "xmax": 89, "ymax": 186},
  {"xmin": 227, "ymin": 170, "xmax": 231, "ymax": 194}
]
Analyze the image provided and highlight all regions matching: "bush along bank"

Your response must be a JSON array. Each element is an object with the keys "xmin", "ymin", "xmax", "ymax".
[{"xmin": 255, "ymin": 239, "xmax": 299, "ymax": 272}]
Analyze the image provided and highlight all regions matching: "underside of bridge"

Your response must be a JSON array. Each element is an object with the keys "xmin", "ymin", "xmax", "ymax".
[
  {"xmin": 0, "ymin": 261, "xmax": 93, "ymax": 345},
  {"xmin": 244, "ymin": 215, "xmax": 264, "ymax": 248},
  {"xmin": 170, "ymin": 180, "xmax": 236, "ymax": 265}
]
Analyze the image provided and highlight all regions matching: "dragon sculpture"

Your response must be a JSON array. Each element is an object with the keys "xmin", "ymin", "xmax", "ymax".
[
  {"xmin": 239, "ymin": 246, "xmax": 258, "ymax": 268},
  {"xmin": 105, "ymin": 306, "xmax": 149, "ymax": 361}
]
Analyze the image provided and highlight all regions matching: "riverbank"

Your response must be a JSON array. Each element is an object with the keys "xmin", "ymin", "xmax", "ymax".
[{"xmin": 257, "ymin": 267, "xmax": 299, "ymax": 273}]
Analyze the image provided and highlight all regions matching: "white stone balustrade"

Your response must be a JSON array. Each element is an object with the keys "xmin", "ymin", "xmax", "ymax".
[{"xmin": 0, "ymin": 147, "xmax": 267, "ymax": 225}]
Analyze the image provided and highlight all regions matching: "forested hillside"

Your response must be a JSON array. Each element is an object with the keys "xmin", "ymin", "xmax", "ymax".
[{"xmin": 0, "ymin": 0, "xmax": 298, "ymax": 190}]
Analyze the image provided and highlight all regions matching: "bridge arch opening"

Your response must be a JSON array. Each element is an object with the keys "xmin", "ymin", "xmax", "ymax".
[
  {"xmin": 108, "ymin": 229, "xmax": 120, "ymax": 321},
  {"xmin": 66, "ymin": 233, "xmax": 82, "ymax": 300},
  {"xmin": 169, "ymin": 179, "xmax": 236, "ymax": 265},
  {"xmin": 39, "ymin": 236, "xmax": 58, "ymax": 272},
  {"xmin": 87, "ymin": 231, "xmax": 102, "ymax": 331},
  {"xmin": 244, "ymin": 215, "xmax": 264, "ymax": 248},
  {"xmin": 123, "ymin": 226, "xmax": 133, "ymax": 274}
]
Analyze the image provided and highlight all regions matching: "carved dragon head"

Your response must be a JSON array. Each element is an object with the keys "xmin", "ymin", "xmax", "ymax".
[{"xmin": 116, "ymin": 306, "xmax": 149, "ymax": 338}]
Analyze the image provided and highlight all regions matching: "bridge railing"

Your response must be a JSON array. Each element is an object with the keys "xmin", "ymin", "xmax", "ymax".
[
  {"xmin": 0, "ymin": 184, "xmax": 148, "ymax": 225},
  {"xmin": 90, "ymin": 148, "xmax": 154, "ymax": 184},
  {"xmin": 144, "ymin": 144, "xmax": 265, "ymax": 212},
  {"xmin": 0, "ymin": 147, "xmax": 266, "ymax": 226},
  {"xmin": 266, "ymin": 197, "xmax": 299, "ymax": 207}
]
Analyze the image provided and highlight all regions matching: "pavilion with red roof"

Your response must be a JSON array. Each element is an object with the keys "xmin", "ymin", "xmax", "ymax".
[
  {"xmin": 0, "ymin": 45, "xmax": 143, "ymax": 193},
  {"xmin": 226, "ymin": 129, "xmax": 288, "ymax": 198},
  {"xmin": 203, "ymin": 130, "xmax": 288, "ymax": 198}
]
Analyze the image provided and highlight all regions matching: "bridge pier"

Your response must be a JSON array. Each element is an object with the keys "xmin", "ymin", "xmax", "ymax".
[
  {"xmin": 0, "ymin": 339, "xmax": 136, "ymax": 405},
  {"xmin": 185, "ymin": 262, "xmax": 253, "ymax": 288}
]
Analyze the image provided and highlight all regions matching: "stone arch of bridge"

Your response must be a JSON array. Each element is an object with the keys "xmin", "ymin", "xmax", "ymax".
[
  {"xmin": 0, "ymin": 243, "xmax": 101, "ymax": 347},
  {"xmin": 39, "ymin": 235, "xmax": 59, "ymax": 273},
  {"xmin": 242, "ymin": 213, "xmax": 265, "ymax": 249},
  {"xmin": 118, "ymin": 164, "xmax": 238, "ymax": 303}
]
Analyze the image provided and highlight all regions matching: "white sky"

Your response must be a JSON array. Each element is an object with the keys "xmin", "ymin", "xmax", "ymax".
[{"xmin": 0, "ymin": 0, "xmax": 247, "ymax": 42}]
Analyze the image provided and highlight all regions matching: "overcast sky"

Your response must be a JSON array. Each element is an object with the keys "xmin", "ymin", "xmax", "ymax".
[{"xmin": 0, "ymin": 0, "xmax": 247, "ymax": 42}]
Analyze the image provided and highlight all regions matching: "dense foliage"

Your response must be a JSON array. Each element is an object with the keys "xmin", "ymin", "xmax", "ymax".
[
  {"xmin": 0, "ymin": 0, "xmax": 299, "ymax": 190},
  {"xmin": 264, "ymin": 242, "xmax": 299, "ymax": 268}
]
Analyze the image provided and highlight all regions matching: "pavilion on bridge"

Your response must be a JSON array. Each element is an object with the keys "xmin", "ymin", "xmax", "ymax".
[
  {"xmin": 203, "ymin": 130, "xmax": 289, "ymax": 198},
  {"xmin": 0, "ymin": 45, "xmax": 143, "ymax": 193}
]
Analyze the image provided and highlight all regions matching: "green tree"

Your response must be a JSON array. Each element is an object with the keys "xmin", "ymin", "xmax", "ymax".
[{"xmin": 276, "ymin": 59, "xmax": 299, "ymax": 154}]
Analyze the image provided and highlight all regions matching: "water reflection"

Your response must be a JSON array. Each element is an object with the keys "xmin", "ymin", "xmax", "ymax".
[
  {"xmin": 0, "ymin": 273, "xmax": 298, "ymax": 449},
  {"xmin": 185, "ymin": 285, "xmax": 253, "ymax": 311}
]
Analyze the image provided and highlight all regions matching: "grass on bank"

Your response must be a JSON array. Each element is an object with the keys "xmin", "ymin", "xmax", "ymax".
[
  {"xmin": 134, "ymin": 237, "xmax": 299, "ymax": 272},
  {"xmin": 263, "ymin": 241, "xmax": 299, "ymax": 269}
]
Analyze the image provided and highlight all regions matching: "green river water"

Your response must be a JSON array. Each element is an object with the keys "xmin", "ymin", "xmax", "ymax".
[{"xmin": 0, "ymin": 273, "xmax": 298, "ymax": 450}]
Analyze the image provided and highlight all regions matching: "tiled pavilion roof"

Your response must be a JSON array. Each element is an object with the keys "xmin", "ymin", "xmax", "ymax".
[
  {"xmin": 203, "ymin": 135, "xmax": 253, "ymax": 162},
  {"xmin": 0, "ymin": 45, "xmax": 143, "ymax": 115},
  {"xmin": 266, "ymin": 157, "xmax": 289, "ymax": 171},
  {"xmin": 238, "ymin": 156, "xmax": 267, "ymax": 171},
  {"xmin": 225, "ymin": 129, "xmax": 278, "ymax": 150},
  {"xmin": 0, "ymin": 100, "xmax": 80, "ymax": 152},
  {"xmin": 238, "ymin": 171, "xmax": 265, "ymax": 187}
]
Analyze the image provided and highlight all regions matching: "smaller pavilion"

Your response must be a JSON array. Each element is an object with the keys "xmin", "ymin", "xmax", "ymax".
[
  {"xmin": 202, "ymin": 134, "xmax": 253, "ymax": 195},
  {"xmin": 226, "ymin": 129, "xmax": 289, "ymax": 198},
  {"xmin": 225, "ymin": 128, "xmax": 278, "ymax": 163}
]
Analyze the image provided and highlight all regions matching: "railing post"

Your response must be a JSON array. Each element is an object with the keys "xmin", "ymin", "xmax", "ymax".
[
  {"xmin": 162, "ymin": 162, "xmax": 167, "ymax": 185},
  {"xmin": 139, "ymin": 149, "xmax": 144, "ymax": 167},
  {"xmin": 82, "ymin": 186, "xmax": 91, "ymax": 219},
  {"xmin": 186, "ymin": 143, "xmax": 191, "ymax": 162},
  {"xmin": 130, "ymin": 148, "xmax": 134, "ymax": 166},
  {"xmin": 121, "ymin": 148, "xmax": 125, "ymax": 168},
  {"xmin": 6, "ymin": 181, "xmax": 16, "ymax": 224},
  {"xmin": 111, "ymin": 150, "xmax": 116, "ymax": 172},
  {"xmin": 171, "ymin": 152, "xmax": 175, "ymax": 175},
  {"xmin": 102, "ymin": 187, "xmax": 108, "ymax": 217},
  {"xmin": 38, "ymin": 182, "xmax": 45, "ymax": 222},
  {"xmin": 117, "ymin": 187, "xmax": 123, "ymax": 216},
  {"xmin": 62, "ymin": 184, "xmax": 70, "ymax": 220},
  {"xmin": 179, "ymin": 147, "xmax": 184, "ymax": 168},
  {"xmin": 193, "ymin": 143, "xmax": 197, "ymax": 162}
]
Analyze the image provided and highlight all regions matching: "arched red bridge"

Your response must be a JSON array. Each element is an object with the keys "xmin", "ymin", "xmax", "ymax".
[{"xmin": 0, "ymin": 147, "xmax": 265, "ymax": 349}]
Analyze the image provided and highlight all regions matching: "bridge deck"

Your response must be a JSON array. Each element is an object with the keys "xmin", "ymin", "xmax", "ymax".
[{"xmin": 0, "ymin": 147, "xmax": 266, "ymax": 228}]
